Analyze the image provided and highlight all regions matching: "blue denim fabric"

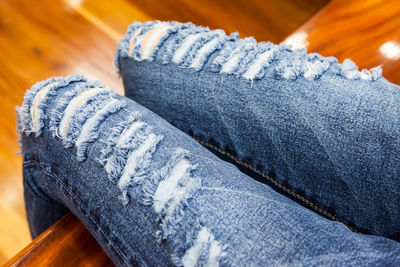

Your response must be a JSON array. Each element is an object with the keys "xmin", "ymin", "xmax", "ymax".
[
  {"xmin": 18, "ymin": 75, "xmax": 400, "ymax": 266},
  {"xmin": 116, "ymin": 21, "xmax": 400, "ymax": 241}
]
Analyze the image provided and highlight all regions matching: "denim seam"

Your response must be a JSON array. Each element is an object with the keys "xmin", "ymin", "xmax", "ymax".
[
  {"xmin": 23, "ymin": 163, "xmax": 56, "ymax": 203},
  {"xmin": 35, "ymin": 163, "xmax": 143, "ymax": 266},
  {"xmin": 23, "ymin": 161, "xmax": 68, "ymax": 207},
  {"xmin": 48, "ymin": 169, "xmax": 140, "ymax": 266},
  {"xmin": 192, "ymin": 137, "xmax": 362, "ymax": 234}
]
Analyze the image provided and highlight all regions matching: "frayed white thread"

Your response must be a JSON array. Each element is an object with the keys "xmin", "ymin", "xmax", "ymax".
[
  {"xmin": 75, "ymin": 99, "xmax": 125, "ymax": 161},
  {"xmin": 220, "ymin": 48, "xmax": 241, "ymax": 74},
  {"xmin": 340, "ymin": 59, "xmax": 382, "ymax": 81},
  {"xmin": 153, "ymin": 158, "xmax": 197, "ymax": 215},
  {"xmin": 190, "ymin": 35, "xmax": 224, "ymax": 70},
  {"xmin": 17, "ymin": 74, "xmax": 87, "ymax": 135},
  {"xmin": 339, "ymin": 59, "xmax": 364, "ymax": 80},
  {"xmin": 101, "ymin": 133, "xmax": 225, "ymax": 264},
  {"xmin": 172, "ymin": 33, "xmax": 203, "ymax": 64},
  {"xmin": 360, "ymin": 69, "xmax": 371, "ymax": 80},
  {"xmin": 118, "ymin": 133, "xmax": 162, "ymax": 204},
  {"xmin": 30, "ymin": 82, "xmax": 59, "ymax": 132},
  {"xmin": 141, "ymin": 23, "xmax": 171, "ymax": 60},
  {"xmin": 49, "ymin": 80, "xmax": 104, "ymax": 139},
  {"xmin": 121, "ymin": 22, "xmax": 383, "ymax": 82},
  {"xmin": 104, "ymin": 120, "xmax": 147, "ymax": 179},
  {"xmin": 104, "ymin": 120, "xmax": 146, "ymax": 173},
  {"xmin": 181, "ymin": 227, "xmax": 222, "ymax": 267},
  {"xmin": 58, "ymin": 87, "xmax": 108, "ymax": 138},
  {"xmin": 208, "ymin": 238, "xmax": 224, "ymax": 267},
  {"xmin": 116, "ymin": 121, "xmax": 146, "ymax": 148},
  {"xmin": 303, "ymin": 61, "xmax": 321, "ymax": 80},
  {"xmin": 61, "ymin": 92, "xmax": 112, "ymax": 148},
  {"xmin": 364, "ymin": 66, "xmax": 382, "ymax": 81},
  {"xmin": 242, "ymin": 49, "xmax": 275, "ymax": 80},
  {"xmin": 128, "ymin": 28, "xmax": 143, "ymax": 56},
  {"xmin": 141, "ymin": 148, "xmax": 189, "ymax": 206},
  {"xmin": 343, "ymin": 70, "xmax": 360, "ymax": 79}
]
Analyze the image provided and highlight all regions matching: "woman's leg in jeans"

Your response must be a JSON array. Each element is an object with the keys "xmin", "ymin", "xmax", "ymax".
[
  {"xmin": 117, "ymin": 21, "xmax": 400, "ymax": 241},
  {"xmin": 18, "ymin": 75, "xmax": 400, "ymax": 266}
]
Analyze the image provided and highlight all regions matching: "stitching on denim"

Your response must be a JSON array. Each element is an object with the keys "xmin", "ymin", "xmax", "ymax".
[
  {"xmin": 37, "ymin": 164, "xmax": 139, "ymax": 266},
  {"xmin": 46, "ymin": 170, "xmax": 138, "ymax": 266},
  {"xmin": 23, "ymin": 162, "xmax": 60, "ymax": 203},
  {"xmin": 192, "ymin": 137, "xmax": 362, "ymax": 234},
  {"xmin": 39, "ymin": 155, "xmax": 227, "ymax": 266},
  {"xmin": 23, "ymin": 160, "xmax": 67, "ymax": 206}
]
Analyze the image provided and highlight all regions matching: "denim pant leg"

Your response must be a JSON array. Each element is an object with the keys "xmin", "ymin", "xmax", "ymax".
[
  {"xmin": 117, "ymin": 21, "xmax": 400, "ymax": 241},
  {"xmin": 18, "ymin": 75, "xmax": 400, "ymax": 266}
]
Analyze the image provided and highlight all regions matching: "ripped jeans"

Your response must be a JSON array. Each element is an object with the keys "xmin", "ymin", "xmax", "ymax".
[
  {"xmin": 116, "ymin": 21, "xmax": 400, "ymax": 242},
  {"xmin": 19, "ymin": 75, "xmax": 400, "ymax": 266}
]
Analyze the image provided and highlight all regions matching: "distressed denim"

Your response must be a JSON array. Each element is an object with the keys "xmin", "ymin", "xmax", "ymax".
[
  {"xmin": 116, "ymin": 21, "xmax": 400, "ymax": 241},
  {"xmin": 18, "ymin": 75, "xmax": 400, "ymax": 266}
]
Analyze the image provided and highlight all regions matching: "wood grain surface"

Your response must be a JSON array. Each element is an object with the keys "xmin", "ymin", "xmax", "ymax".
[
  {"xmin": 130, "ymin": 0, "xmax": 329, "ymax": 43},
  {"xmin": 4, "ymin": 212, "xmax": 114, "ymax": 266},
  {"xmin": 0, "ymin": 0, "xmax": 327, "ymax": 263},
  {"xmin": 285, "ymin": 0, "xmax": 400, "ymax": 84}
]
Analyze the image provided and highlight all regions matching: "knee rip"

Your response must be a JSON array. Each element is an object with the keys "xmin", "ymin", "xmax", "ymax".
[
  {"xmin": 17, "ymin": 75, "xmax": 228, "ymax": 266},
  {"xmin": 116, "ymin": 21, "xmax": 382, "ymax": 82}
]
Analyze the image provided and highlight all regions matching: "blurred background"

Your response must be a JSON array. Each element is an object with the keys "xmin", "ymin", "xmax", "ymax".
[{"xmin": 0, "ymin": 0, "xmax": 399, "ymax": 263}]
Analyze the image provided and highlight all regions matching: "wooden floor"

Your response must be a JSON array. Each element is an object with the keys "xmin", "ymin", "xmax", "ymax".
[{"xmin": 0, "ymin": 0, "xmax": 328, "ymax": 263}]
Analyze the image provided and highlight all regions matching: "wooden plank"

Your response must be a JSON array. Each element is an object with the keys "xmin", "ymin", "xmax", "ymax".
[
  {"xmin": 0, "ymin": 0, "xmax": 134, "ymax": 262},
  {"xmin": 4, "ymin": 212, "xmax": 114, "ymax": 266},
  {"xmin": 128, "ymin": 0, "xmax": 329, "ymax": 43},
  {"xmin": 284, "ymin": 0, "xmax": 400, "ymax": 84},
  {"xmin": 0, "ymin": 200, "xmax": 31, "ymax": 265}
]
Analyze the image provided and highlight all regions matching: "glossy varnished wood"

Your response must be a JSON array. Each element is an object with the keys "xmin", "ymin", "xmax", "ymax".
[
  {"xmin": 285, "ymin": 0, "xmax": 400, "ymax": 84},
  {"xmin": 0, "ymin": 0, "xmax": 327, "ymax": 263},
  {"xmin": 129, "ymin": 0, "xmax": 329, "ymax": 43},
  {"xmin": 0, "ymin": 0, "xmax": 127, "ymax": 263},
  {"xmin": 4, "ymin": 212, "xmax": 114, "ymax": 266}
]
